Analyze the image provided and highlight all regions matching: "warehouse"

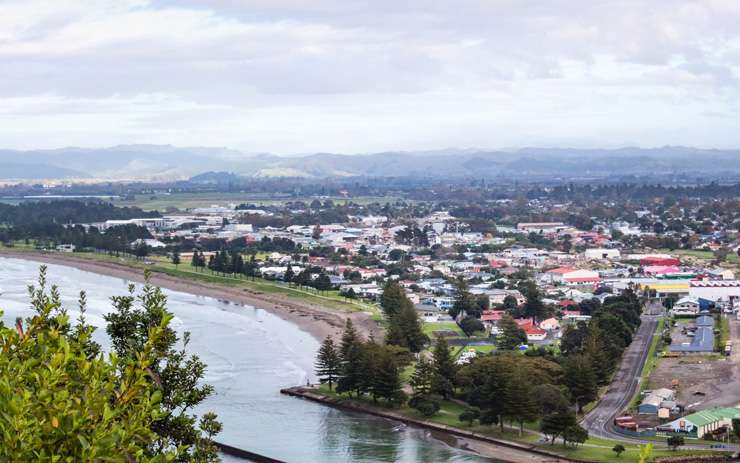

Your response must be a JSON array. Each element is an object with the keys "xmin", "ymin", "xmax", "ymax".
[
  {"xmin": 689, "ymin": 280, "xmax": 740, "ymax": 303},
  {"xmin": 669, "ymin": 313, "xmax": 715, "ymax": 354},
  {"xmin": 661, "ymin": 408, "xmax": 740, "ymax": 438}
]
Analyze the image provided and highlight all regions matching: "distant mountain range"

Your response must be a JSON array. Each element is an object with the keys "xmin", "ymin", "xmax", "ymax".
[{"xmin": 1, "ymin": 145, "xmax": 739, "ymax": 181}]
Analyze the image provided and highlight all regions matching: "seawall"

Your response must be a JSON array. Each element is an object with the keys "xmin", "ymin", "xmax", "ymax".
[{"xmin": 280, "ymin": 386, "xmax": 593, "ymax": 463}]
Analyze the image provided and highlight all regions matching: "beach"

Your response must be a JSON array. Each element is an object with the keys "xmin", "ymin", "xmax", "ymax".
[{"xmin": 0, "ymin": 250, "xmax": 382, "ymax": 342}]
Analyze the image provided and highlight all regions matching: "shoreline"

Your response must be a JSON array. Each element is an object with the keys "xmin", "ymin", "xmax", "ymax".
[
  {"xmin": 280, "ymin": 386, "xmax": 588, "ymax": 463},
  {"xmin": 0, "ymin": 250, "xmax": 382, "ymax": 342}
]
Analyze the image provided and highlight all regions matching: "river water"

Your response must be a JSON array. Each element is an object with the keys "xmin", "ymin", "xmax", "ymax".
[{"xmin": 0, "ymin": 257, "xmax": 501, "ymax": 463}]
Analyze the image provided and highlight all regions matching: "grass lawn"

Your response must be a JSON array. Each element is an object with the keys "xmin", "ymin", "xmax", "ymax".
[
  {"xmin": 1, "ymin": 246, "xmax": 382, "ymax": 316},
  {"xmin": 422, "ymin": 321, "xmax": 464, "ymax": 337},
  {"xmin": 313, "ymin": 385, "xmax": 713, "ymax": 463},
  {"xmin": 657, "ymin": 248, "xmax": 740, "ymax": 266}
]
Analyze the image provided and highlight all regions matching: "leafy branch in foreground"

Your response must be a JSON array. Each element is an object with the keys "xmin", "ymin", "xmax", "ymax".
[
  {"xmin": 105, "ymin": 270, "xmax": 221, "ymax": 462},
  {"xmin": 1, "ymin": 266, "xmax": 174, "ymax": 462}
]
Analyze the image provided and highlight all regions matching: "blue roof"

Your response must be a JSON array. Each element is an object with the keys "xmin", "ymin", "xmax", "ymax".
[{"xmin": 670, "ymin": 325, "xmax": 715, "ymax": 352}]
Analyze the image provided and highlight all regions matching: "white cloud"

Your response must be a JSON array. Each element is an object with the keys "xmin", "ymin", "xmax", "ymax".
[{"xmin": 0, "ymin": 0, "xmax": 739, "ymax": 152}]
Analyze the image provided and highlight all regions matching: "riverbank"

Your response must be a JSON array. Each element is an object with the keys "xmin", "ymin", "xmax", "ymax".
[
  {"xmin": 0, "ymin": 249, "xmax": 382, "ymax": 341},
  {"xmin": 281, "ymin": 386, "xmax": 587, "ymax": 463}
]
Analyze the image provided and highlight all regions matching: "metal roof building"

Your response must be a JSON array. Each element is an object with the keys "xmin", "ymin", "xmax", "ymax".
[{"xmin": 670, "ymin": 314, "xmax": 715, "ymax": 353}]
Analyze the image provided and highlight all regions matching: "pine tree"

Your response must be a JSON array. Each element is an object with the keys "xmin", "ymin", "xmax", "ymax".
[
  {"xmin": 315, "ymin": 336, "xmax": 341, "ymax": 391},
  {"xmin": 369, "ymin": 346, "xmax": 403, "ymax": 404},
  {"xmin": 385, "ymin": 299, "xmax": 428, "ymax": 353},
  {"xmin": 497, "ymin": 314, "xmax": 527, "ymax": 350},
  {"xmin": 380, "ymin": 280, "xmax": 406, "ymax": 319},
  {"xmin": 337, "ymin": 340, "xmax": 367, "ymax": 397},
  {"xmin": 504, "ymin": 369, "xmax": 540, "ymax": 435},
  {"xmin": 563, "ymin": 353, "xmax": 598, "ymax": 413},
  {"xmin": 171, "ymin": 250, "xmax": 181, "ymax": 268},
  {"xmin": 409, "ymin": 357, "xmax": 434, "ymax": 397},
  {"xmin": 431, "ymin": 337, "xmax": 456, "ymax": 399},
  {"xmin": 339, "ymin": 318, "xmax": 359, "ymax": 360},
  {"xmin": 284, "ymin": 265, "xmax": 295, "ymax": 284},
  {"xmin": 190, "ymin": 250, "xmax": 199, "ymax": 270},
  {"xmin": 450, "ymin": 276, "xmax": 476, "ymax": 319}
]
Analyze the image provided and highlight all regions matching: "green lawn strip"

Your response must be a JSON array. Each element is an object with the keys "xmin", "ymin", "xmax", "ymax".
[
  {"xmin": 629, "ymin": 317, "xmax": 664, "ymax": 408},
  {"xmin": 422, "ymin": 321, "xmax": 464, "ymax": 337},
  {"xmin": 313, "ymin": 386, "xmax": 711, "ymax": 463},
  {"xmin": 1, "ymin": 247, "xmax": 382, "ymax": 316}
]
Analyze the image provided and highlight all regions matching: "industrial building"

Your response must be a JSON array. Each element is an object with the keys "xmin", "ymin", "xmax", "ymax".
[
  {"xmin": 669, "ymin": 313, "xmax": 715, "ymax": 353},
  {"xmin": 660, "ymin": 408, "xmax": 740, "ymax": 438}
]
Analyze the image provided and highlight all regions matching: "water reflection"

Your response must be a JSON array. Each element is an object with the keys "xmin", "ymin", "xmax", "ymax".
[{"xmin": 0, "ymin": 257, "xmax": 500, "ymax": 463}]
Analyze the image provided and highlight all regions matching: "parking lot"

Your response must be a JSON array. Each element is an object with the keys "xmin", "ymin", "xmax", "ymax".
[{"xmin": 647, "ymin": 316, "xmax": 740, "ymax": 410}]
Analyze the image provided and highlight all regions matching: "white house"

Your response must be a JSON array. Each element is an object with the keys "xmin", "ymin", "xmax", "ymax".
[
  {"xmin": 539, "ymin": 317, "xmax": 560, "ymax": 331},
  {"xmin": 671, "ymin": 297, "xmax": 700, "ymax": 316},
  {"xmin": 584, "ymin": 248, "xmax": 620, "ymax": 260}
]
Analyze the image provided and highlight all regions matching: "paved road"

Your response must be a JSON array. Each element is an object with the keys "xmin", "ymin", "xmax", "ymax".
[
  {"xmin": 581, "ymin": 302, "xmax": 740, "ymax": 452},
  {"xmin": 581, "ymin": 301, "xmax": 661, "ymax": 441}
]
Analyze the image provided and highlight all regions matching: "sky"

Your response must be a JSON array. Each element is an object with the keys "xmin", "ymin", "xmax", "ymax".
[{"xmin": 1, "ymin": 0, "xmax": 740, "ymax": 154}]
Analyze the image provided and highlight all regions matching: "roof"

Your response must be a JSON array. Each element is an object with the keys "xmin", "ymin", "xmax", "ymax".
[
  {"xmin": 670, "ymin": 325, "xmax": 714, "ymax": 352},
  {"xmin": 682, "ymin": 408, "xmax": 740, "ymax": 427},
  {"xmin": 547, "ymin": 266, "xmax": 577, "ymax": 274},
  {"xmin": 691, "ymin": 280, "xmax": 740, "ymax": 288}
]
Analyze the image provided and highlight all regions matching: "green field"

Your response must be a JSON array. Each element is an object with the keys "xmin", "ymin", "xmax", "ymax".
[
  {"xmin": 113, "ymin": 192, "xmax": 404, "ymax": 211},
  {"xmin": 657, "ymin": 248, "xmax": 740, "ymax": 265}
]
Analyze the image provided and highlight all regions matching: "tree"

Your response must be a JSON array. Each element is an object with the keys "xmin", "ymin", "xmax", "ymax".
[
  {"xmin": 283, "ymin": 265, "xmax": 295, "ymax": 284},
  {"xmin": 540, "ymin": 407, "xmax": 577, "ymax": 444},
  {"xmin": 2, "ymin": 267, "xmax": 201, "ymax": 462},
  {"xmin": 409, "ymin": 357, "xmax": 434, "ymax": 397},
  {"xmin": 562, "ymin": 354, "xmax": 598, "ymax": 413},
  {"xmin": 497, "ymin": 314, "xmax": 527, "ymax": 350},
  {"xmin": 504, "ymin": 369, "xmax": 540, "ymax": 435},
  {"xmin": 134, "ymin": 241, "xmax": 149, "ymax": 259},
  {"xmin": 502, "ymin": 295, "xmax": 519, "ymax": 312},
  {"xmin": 339, "ymin": 318, "xmax": 360, "ymax": 360},
  {"xmin": 380, "ymin": 280, "xmax": 406, "ymax": 319},
  {"xmin": 171, "ymin": 250, "xmax": 181, "ymax": 268},
  {"xmin": 385, "ymin": 298, "xmax": 428, "ymax": 353},
  {"xmin": 733, "ymin": 418, "xmax": 740, "ymax": 440},
  {"xmin": 312, "ymin": 223, "xmax": 322, "ymax": 240},
  {"xmin": 450, "ymin": 277, "xmax": 477, "ymax": 318},
  {"xmin": 667, "ymin": 435, "xmax": 684, "ymax": 451},
  {"xmin": 190, "ymin": 250, "xmax": 200, "ymax": 270},
  {"xmin": 312, "ymin": 273, "xmax": 332, "ymax": 294},
  {"xmin": 522, "ymin": 282, "xmax": 547, "ymax": 322},
  {"xmin": 104, "ymin": 272, "xmax": 221, "ymax": 461},
  {"xmin": 612, "ymin": 444, "xmax": 626, "ymax": 457},
  {"xmin": 368, "ymin": 345, "xmax": 404, "ymax": 405},
  {"xmin": 315, "ymin": 336, "xmax": 341, "ymax": 391},
  {"xmin": 459, "ymin": 408, "xmax": 480, "ymax": 426},
  {"xmin": 563, "ymin": 425, "xmax": 588, "ymax": 447},
  {"xmin": 459, "ymin": 316, "xmax": 484, "ymax": 336},
  {"xmin": 431, "ymin": 337, "xmax": 456, "ymax": 399}
]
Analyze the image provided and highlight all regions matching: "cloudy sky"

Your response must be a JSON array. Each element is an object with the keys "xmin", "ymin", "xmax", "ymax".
[{"xmin": 2, "ymin": 0, "xmax": 740, "ymax": 154}]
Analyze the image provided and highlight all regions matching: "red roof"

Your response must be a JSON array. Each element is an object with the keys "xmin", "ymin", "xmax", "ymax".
[
  {"xmin": 547, "ymin": 266, "xmax": 577, "ymax": 274},
  {"xmin": 524, "ymin": 325, "xmax": 546, "ymax": 335},
  {"xmin": 559, "ymin": 299, "xmax": 577, "ymax": 307},
  {"xmin": 640, "ymin": 257, "xmax": 680, "ymax": 266},
  {"xmin": 564, "ymin": 276, "xmax": 600, "ymax": 283},
  {"xmin": 481, "ymin": 310, "xmax": 505, "ymax": 321}
]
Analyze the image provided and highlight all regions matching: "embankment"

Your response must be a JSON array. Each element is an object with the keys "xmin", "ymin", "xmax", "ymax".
[{"xmin": 281, "ymin": 386, "xmax": 593, "ymax": 463}]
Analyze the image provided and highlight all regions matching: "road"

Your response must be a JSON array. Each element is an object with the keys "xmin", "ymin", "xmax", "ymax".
[
  {"xmin": 581, "ymin": 302, "xmax": 740, "ymax": 452},
  {"xmin": 581, "ymin": 300, "xmax": 661, "ymax": 441}
]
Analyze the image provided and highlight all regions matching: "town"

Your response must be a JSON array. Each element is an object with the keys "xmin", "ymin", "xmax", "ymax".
[{"xmin": 2, "ymin": 181, "xmax": 739, "ymax": 461}]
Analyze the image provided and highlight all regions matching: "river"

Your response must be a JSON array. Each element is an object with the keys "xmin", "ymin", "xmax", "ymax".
[{"xmin": 0, "ymin": 257, "xmax": 501, "ymax": 463}]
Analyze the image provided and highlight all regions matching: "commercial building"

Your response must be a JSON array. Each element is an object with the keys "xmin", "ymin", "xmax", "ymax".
[{"xmin": 661, "ymin": 408, "xmax": 740, "ymax": 438}]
